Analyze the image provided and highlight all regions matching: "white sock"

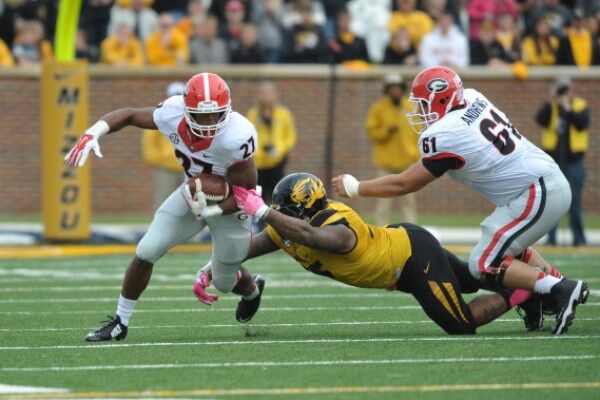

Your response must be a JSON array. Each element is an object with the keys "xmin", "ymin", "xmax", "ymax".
[
  {"xmin": 533, "ymin": 275, "xmax": 562, "ymax": 294},
  {"xmin": 116, "ymin": 295, "xmax": 136, "ymax": 326},
  {"xmin": 242, "ymin": 283, "xmax": 259, "ymax": 300}
]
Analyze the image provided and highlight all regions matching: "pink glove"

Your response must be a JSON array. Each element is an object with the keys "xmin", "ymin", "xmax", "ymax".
[
  {"xmin": 192, "ymin": 271, "xmax": 219, "ymax": 305},
  {"xmin": 232, "ymin": 186, "xmax": 270, "ymax": 219}
]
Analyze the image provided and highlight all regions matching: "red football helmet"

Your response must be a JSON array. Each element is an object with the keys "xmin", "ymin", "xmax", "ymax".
[
  {"xmin": 183, "ymin": 72, "xmax": 232, "ymax": 138},
  {"xmin": 406, "ymin": 66, "xmax": 464, "ymax": 134}
]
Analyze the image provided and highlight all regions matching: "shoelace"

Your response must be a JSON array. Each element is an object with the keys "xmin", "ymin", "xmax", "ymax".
[{"xmin": 95, "ymin": 315, "xmax": 118, "ymax": 329}]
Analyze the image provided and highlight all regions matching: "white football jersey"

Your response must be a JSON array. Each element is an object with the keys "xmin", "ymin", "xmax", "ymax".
[
  {"xmin": 419, "ymin": 89, "xmax": 558, "ymax": 206},
  {"xmin": 152, "ymin": 95, "xmax": 258, "ymax": 179}
]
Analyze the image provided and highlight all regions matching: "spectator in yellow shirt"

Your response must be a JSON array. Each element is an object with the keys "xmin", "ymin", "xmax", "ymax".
[
  {"xmin": 556, "ymin": 8, "xmax": 599, "ymax": 67},
  {"xmin": 521, "ymin": 17, "xmax": 559, "ymax": 65},
  {"xmin": 100, "ymin": 23, "xmax": 144, "ymax": 66},
  {"xmin": 246, "ymin": 81, "xmax": 297, "ymax": 205},
  {"xmin": 0, "ymin": 38, "xmax": 14, "ymax": 66},
  {"xmin": 142, "ymin": 82, "xmax": 186, "ymax": 209},
  {"xmin": 388, "ymin": 0, "xmax": 434, "ymax": 47},
  {"xmin": 365, "ymin": 74, "xmax": 420, "ymax": 225},
  {"xmin": 145, "ymin": 13, "xmax": 189, "ymax": 66}
]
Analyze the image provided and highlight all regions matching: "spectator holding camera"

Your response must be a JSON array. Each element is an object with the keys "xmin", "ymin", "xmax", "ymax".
[{"xmin": 535, "ymin": 77, "xmax": 589, "ymax": 246}]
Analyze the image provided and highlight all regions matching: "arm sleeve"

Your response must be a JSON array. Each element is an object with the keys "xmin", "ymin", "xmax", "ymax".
[
  {"xmin": 226, "ymin": 122, "xmax": 259, "ymax": 166},
  {"xmin": 152, "ymin": 95, "xmax": 182, "ymax": 132},
  {"xmin": 421, "ymin": 153, "xmax": 466, "ymax": 177}
]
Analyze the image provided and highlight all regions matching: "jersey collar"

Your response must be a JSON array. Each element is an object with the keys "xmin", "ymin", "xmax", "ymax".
[{"xmin": 178, "ymin": 117, "xmax": 213, "ymax": 152}]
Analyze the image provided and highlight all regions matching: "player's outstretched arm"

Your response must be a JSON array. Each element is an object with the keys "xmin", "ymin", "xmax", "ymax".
[
  {"xmin": 65, "ymin": 107, "xmax": 157, "ymax": 168},
  {"xmin": 245, "ymin": 231, "xmax": 279, "ymax": 260},
  {"xmin": 332, "ymin": 161, "xmax": 437, "ymax": 198},
  {"xmin": 264, "ymin": 211, "xmax": 355, "ymax": 253},
  {"xmin": 233, "ymin": 186, "xmax": 356, "ymax": 253}
]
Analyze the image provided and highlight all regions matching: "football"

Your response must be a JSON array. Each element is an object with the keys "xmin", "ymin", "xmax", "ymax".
[{"xmin": 187, "ymin": 173, "xmax": 230, "ymax": 203}]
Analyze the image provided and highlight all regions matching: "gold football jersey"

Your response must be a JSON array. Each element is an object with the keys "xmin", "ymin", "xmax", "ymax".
[{"xmin": 266, "ymin": 201, "xmax": 412, "ymax": 288}]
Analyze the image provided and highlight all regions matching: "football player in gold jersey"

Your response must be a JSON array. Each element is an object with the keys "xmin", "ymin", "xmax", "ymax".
[{"xmin": 231, "ymin": 172, "xmax": 534, "ymax": 334}]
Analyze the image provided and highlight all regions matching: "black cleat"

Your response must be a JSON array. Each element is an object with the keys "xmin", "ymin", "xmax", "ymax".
[
  {"xmin": 236, "ymin": 276, "xmax": 265, "ymax": 323},
  {"xmin": 516, "ymin": 296, "xmax": 544, "ymax": 331},
  {"xmin": 550, "ymin": 280, "xmax": 589, "ymax": 335},
  {"xmin": 85, "ymin": 315, "xmax": 128, "ymax": 342}
]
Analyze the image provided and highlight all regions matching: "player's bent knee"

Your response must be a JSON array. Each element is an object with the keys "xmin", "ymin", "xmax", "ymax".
[
  {"xmin": 132, "ymin": 255, "xmax": 153, "ymax": 269},
  {"xmin": 212, "ymin": 275, "xmax": 237, "ymax": 293},
  {"xmin": 467, "ymin": 255, "xmax": 483, "ymax": 280},
  {"xmin": 444, "ymin": 324, "xmax": 476, "ymax": 335},
  {"xmin": 136, "ymin": 236, "xmax": 167, "ymax": 264}
]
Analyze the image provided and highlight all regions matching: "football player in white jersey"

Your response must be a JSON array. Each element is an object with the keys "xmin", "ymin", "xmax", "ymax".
[
  {"xmin": 66, "ymin": 72, "xmax": 265, "ymax": 341},
  {"xmin": 333, "ymin": 66, "xmax": 589, "ymax": 335}
]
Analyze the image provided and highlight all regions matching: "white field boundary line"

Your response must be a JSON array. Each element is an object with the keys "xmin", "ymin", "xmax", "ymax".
[
  {"xmin": 2, "ymin": 382, "xmax": 600, "ymax": 400},
  {"xmin": 1, "ymin": 318, "xmax": 599, "ymax": 333},
  {"xmin": 1, "ymin": 355, "xmax": 597, "ymax": 372},
  {"xmin": 2, "ymin": 304, "xmax": 600, "ymax": 316},
  {"xmin": 0, "ymin": 384, "xmax": 67, "ymax": 395},
  {"xmin": 2, "ymin": 335, "xmax": 599, "ymax": 351}
]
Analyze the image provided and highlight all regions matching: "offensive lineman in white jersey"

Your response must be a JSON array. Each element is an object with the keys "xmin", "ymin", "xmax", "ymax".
[
  {"xmin": 333, "ymin": 66, "xmax": 589, "ymax": 335},
  {"xmin": 66, "ymin": 72, "xmax": 266, "ymax": 341}
]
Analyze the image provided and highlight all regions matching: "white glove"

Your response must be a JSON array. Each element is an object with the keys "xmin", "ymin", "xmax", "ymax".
[
  {"xmin": 65, "ymin": 134, "xmax": 102, "ymax": 167},
  {"xmin": 64, "ymin": 121, "xmax": 108, "ymax": 168},
  {"xmin": 181, "ymin": 179, "xmax": 223, "ymax": 219}
]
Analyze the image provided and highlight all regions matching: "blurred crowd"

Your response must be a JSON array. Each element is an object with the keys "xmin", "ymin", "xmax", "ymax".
[{"xmin": 0, "ymin": 0, "xmax": 599, "ymax": 68}]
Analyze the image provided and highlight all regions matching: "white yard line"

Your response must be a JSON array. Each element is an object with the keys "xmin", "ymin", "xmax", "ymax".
[
  {"xmin": 0, "ymin": 278, "xmax": 339, "ymax": 287},
  {"xmin": 1, "ymin": 335, "xmax": 599, "ymax": 351},
  {"xmin": 1, "ymin": 318, "xmax": 599, "ymax": 333},
  {"xmin": 0, "ymin": 292, "xmax": 403, "ymax": 304},
  {"xmin": 2, "ymin": 355, "xmax": 596, "ymax": 372},
  {"xmin": 1, "ymin": 279, "xmax": 598, "ymax": 292},
  {"xmin": 0, "ymin": 305, "xmax": 421, "ymax": 316},
  {"xmin": 2, "ymin": 289, "xmax": 598, "ymax": 304}
]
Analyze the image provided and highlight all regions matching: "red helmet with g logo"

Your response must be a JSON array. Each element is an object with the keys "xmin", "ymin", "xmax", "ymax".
[
  {"xmin": 406, "ymin": 66, "xmax": 464, "ymax": 134},
  {"xmin": 183, "ymin": 72, "xmax": 232, "ymax": 138}
]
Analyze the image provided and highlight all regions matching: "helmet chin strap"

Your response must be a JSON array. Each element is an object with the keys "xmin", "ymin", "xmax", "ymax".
[{"xmin": 445, "ymin": 91, "xmax": 458, "ymax": 115}]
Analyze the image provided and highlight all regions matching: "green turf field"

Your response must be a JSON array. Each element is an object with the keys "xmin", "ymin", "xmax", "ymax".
[{"xmin": 0, "ymin": 251, "xmax": 598, "ymax": 399}]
